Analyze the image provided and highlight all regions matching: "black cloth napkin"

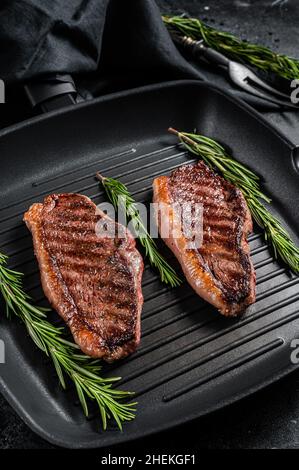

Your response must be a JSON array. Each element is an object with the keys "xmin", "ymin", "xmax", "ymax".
[
  {"xmin": 0, "ymin": 0, "xmax": 297, "ymax": 118},
  {"xmin": 0, "ymin": 0, "xmax": 197, "ymax": 94}
]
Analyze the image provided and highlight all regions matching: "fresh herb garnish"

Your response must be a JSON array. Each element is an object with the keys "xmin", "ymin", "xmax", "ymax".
[
  {"xmin": 96, "ymin": 173, "xmax": 182, "ymax": 287},
  {"xmin": 163, "ymin": 15, "xmax": 299, "ymax": 81},
  {"xmin": 0, "ymin": 252, "xmax": 136, "ymax": 430},
  {"xmin": 168, "ymin": 128, "xmax": 299, "ymax": 275}
]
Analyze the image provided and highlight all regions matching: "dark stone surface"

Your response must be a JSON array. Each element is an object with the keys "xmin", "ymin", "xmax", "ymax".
[
  {"xmin": 1, "ymin": 0, "xmax": 299, "ymax": 450},
  {"xmin": 160, "ymin": 0, "xmax": 299, "ymax": 59}
]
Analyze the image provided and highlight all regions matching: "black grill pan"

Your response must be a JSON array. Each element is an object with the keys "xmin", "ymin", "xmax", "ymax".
[{"xmin": 0, "ymin": 80, "xmax": 298, "ymax": 448}]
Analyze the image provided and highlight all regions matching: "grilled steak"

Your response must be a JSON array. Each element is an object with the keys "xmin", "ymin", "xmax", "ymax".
[
  {"xmin": 153, "ymin": 162, "xmax": 256, "ymax": 316},
  {"xmin": 24, "ymin": 193, "xmax": 144, "ymax": 361}
]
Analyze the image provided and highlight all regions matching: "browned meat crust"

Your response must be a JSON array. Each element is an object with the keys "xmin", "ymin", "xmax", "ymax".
[
  {"xmin": 24, "ymin": 193, "xmax": 144, "ymax": 361},
  {"xmin": 153, "ymin": 161, "xmax": 256, "ymax": 316}
]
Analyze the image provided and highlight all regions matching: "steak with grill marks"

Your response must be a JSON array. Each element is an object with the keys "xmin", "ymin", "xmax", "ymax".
[
  {"xmin": 24, "ymin": 193, "xmax": 144, "ymax": 361},
  {"xmin": 153, "ymin": 161, "xmax": 256, "ymax": 316}
]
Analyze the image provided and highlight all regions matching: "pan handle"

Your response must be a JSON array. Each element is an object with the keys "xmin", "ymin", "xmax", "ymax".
[{"xmin": 24, "ymin": 74, "xmax": 80, "ymax": 113}]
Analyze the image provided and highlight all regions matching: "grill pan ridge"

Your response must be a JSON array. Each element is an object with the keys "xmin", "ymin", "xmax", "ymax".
[{"xmin": 0, "ymin": 81, "xmax": 298, "ymax": 448}]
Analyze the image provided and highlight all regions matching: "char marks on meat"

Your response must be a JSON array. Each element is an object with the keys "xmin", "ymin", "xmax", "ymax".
[
  {"xmin": 153, "ymin": 161, "xmax": 256, "ymax": 316},
  {"xmin": 24, "ymin": 193, "xmax": 144, "ymax": 361}
]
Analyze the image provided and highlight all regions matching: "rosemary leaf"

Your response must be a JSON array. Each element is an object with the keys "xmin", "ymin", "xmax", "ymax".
[
  {"xmin": 168, "ymin": 128, "xmax": 299, "ymax": 275},
  {"xmin": 96, "ymin": 172, "xmax": 182, "ymax": 287},
  {"xmin": 163, "ymin": 15, "xmax": 299, "ymax": 81},
  {"xmin": 0, "ymin": 252, "xmax": 136, "ymax": 429}
]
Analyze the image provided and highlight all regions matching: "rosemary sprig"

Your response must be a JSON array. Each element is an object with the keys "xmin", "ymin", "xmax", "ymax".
[
  {"xmin": 96, "ymin": 173, "xmax": 182, "ymax": 287},
  {"xmin": 0, "ymin": 252, "xmax": 136, "ymax": 430},
  {"xmin": 168, "ymin": 128, "xmax": 299, "ymax": 274},
  {"xmin": 163, "ymin": 15, "xmax": 299, "ymax": 81}
]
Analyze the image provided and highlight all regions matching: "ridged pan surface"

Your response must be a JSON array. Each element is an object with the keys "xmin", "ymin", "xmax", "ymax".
[{"xmin": 0, "ymin": 81, "xmax": 298, "ymax": 448}]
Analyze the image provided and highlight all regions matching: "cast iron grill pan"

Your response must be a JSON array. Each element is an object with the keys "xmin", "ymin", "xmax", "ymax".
[{"xmin": 0, "ymin": 81, "xmax": 298, "ymax": 448}]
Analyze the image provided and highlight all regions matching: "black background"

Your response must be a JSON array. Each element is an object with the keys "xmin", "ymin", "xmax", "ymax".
[{"xmin": 0, "ymin": 0, "xmax": 299, "ymax": 450}]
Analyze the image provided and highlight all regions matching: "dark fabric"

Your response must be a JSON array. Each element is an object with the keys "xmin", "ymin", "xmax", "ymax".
[
  {"xmin": 0, "ymin": 0, "xmax": 293, "ymax": 111},
  {"xmin": 0, "ymin": 0, "xmax": 109, "ymax": 82},
  {"xmin": 0, "ymin": 0, "xmax": 198, "ymax": 94}
]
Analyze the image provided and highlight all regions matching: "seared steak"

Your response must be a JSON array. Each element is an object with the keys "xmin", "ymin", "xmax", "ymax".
[
  {"xmin": 153, "ymin": 162, "xmax": 256, "ymax": 316},
  {"xmin": 24, "ymin": 193, "xmax": 144, "ymax": 361}
]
